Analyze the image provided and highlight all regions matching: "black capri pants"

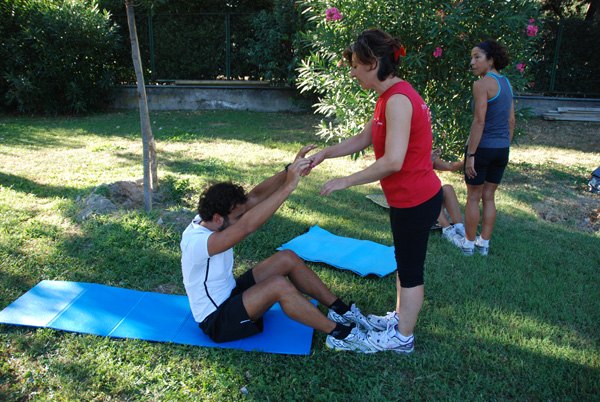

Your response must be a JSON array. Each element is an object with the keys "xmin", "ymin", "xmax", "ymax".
[{"xmin": 390, "ymin": 188, "xmax": 443, "ymax": 288}]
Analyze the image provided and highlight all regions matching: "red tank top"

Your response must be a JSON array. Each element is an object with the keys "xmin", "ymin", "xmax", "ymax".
[{"xmin": 372, "ymin": 81, "xmax": 441, "ymax": 208}]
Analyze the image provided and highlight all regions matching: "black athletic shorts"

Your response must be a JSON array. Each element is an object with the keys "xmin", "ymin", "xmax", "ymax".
[
  {"xmin": 464, "ymin": 146, "xmax": 510, "ymax": 186},
  {"xmin": 198, "ymin": 269, "xmax": 263, "ymax": 343}
]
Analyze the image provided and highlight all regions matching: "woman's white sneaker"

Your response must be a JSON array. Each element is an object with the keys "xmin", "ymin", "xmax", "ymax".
[
  {"xmin": 365, "ymin": 311, "xmax": 399, "ymax": 331},
  {"xmin": 366, "ymin": 325, "xmax": 415, "ymax": 354}
]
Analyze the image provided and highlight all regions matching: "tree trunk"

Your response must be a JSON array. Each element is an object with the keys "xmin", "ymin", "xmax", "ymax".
[{"xmin": 124, "ymin": 0, "xmax": 157, "ymax": 211}]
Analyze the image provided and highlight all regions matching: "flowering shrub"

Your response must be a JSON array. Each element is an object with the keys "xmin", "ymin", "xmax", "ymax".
[
  {"xmin": 527, "ymin": 19, "xmax": 539, "ymax": 36},
  {"xmin": 297, "ymin": 0, "xmax": 541, "ymax": 157},
  {"xmin": 326, "ymin": 7, "xmax": 343, "ymax": 21}
]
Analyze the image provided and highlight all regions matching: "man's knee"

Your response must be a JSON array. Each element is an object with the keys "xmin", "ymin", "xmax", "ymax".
[
  {"xmin": 442, "ymin": 184, "xmax": 456, "ymax": 197},
  {"xmin": 262, "ymin": 275, "xmax": 295, "ymax": 295},
  {"xmin": 274, "ymin": 249, "xmax": 303, "ymax": 266}
]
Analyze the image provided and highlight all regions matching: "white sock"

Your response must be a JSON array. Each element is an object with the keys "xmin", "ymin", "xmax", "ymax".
[
  {"xmin": 395, "ymin": 327, "xmax": 414, "ymax": 342},
  {"xmin": 454, "ymin": 223, "xmax": 464, "ymax": 232},
  {"xmin": 463, "ymin": 238, "xmax": 475, "ymax": 248},
  {"xmin": 476, "ymin": 236, "xmax": 489, "ymax": 246}
]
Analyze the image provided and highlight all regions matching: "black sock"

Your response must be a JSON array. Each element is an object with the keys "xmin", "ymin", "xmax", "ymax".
[
  {"xmin": 330, "ymin": 322, "xmax": 354, "ymax": 340},
  {"xmin": 329, "ymin": 298, "xmax": 350, "ymax": 315}
]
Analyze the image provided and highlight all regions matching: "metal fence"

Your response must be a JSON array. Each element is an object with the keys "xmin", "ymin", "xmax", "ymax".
[
  {"xmin": 533, "ymin": 19, "xmax": 600, "ymax": 96},
  {"xmin": 113, "ymin": 13, "xmax": 600, "ymax": 96},
  {"xmin": 113, "ymin": 12, "xmax": 259, "ymax": 83}
]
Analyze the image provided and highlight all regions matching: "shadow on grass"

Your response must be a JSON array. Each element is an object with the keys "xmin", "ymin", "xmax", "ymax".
[
  {"xmin": 0, "ymin": 171, "xmax": 85, "ymax": 198},
  {"xmin": 423, "ymin": 203, "xmax": 600, "ymax": 398},
  {"xmin": 0, "ymin": 110, "xmax": 326, "ymax": 152},
  {"xmin": 0, "ymin": 121, "xmax": 88, "ymax": 150}
]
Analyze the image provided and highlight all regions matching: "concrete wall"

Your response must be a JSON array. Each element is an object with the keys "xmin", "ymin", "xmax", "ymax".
[
  {"xmin": 110, "ymin": 84, "xmax": 312, "ymax": 113},
  {"xmin": 514, "ymin": 95, "xmax": 600, "ymax": 116},
  {"xmin": 110, "ymin": 85, "xmax": 600, "ymax": 116}
]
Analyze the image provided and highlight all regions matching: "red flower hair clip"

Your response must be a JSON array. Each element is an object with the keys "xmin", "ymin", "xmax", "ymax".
[{"xmin": 394, "ymin": 46, "xmax": 406, "ymax": 62}]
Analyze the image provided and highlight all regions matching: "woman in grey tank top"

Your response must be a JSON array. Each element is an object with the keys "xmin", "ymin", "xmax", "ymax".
[{"xmin": 452, "ymin": 39, "xmax": 515, "ymax": 256}]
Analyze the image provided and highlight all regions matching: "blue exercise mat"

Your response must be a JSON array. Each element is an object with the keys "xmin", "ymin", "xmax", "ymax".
[
  {"xmin": 277, "ymin": 226, "xmax": 396, "ymax": 277},
  {"xmin": 0, "ymin": 280, "xmax": 316, "ymax": 355}
]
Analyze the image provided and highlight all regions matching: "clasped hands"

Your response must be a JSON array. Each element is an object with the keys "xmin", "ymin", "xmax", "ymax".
[{"xmin": 287, "ymin": 145, "xmax": 349, "ymax": 197}]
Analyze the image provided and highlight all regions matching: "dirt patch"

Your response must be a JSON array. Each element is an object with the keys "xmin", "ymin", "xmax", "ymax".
[
  {"xmin": 516, "ymin": 118, "xmax": 600, "ymax": 151},
  {"xmin": 514, "ymin": 118, "xmax": 600, "ymax": 233}
]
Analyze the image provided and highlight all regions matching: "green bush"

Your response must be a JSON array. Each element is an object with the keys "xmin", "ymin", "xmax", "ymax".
[
  {"xmin": 0, "ymin": 0, "xmax": 120, "ymax": 114},
  {"xmin": 296, "ymin": 0, "xmax": 541, "ymax": 158},
  {"xmin": 243, "ymin": 0, "xmax": 307, "ymax": 85}
]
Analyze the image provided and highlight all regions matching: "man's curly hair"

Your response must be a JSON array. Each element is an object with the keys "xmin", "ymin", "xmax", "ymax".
[{"xmin": 197, "ymin": 182, "xmax": 247, "ymax": 222}]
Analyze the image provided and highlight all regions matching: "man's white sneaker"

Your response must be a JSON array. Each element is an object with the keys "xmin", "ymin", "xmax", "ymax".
[
  {"xmin": 367, "ymin": 325, "xmax": 415, "ymax": 354},
  {"xmin": 365, "ymin": 311, "xmax": 399, "ymax": 331},
  {"xmin": 441, "ymin": 226, "xmax": 457, "ymax": 241},
  {"xmin": 327, "ymin": 302, "xmax": 374, "ymax": 331},
  {"xmin": 326, "ymin": 326, "xmax": 379, "ymax": 353}
]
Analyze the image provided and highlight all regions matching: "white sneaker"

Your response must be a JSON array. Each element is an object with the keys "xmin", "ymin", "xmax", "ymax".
[
  {"xmin": 365, "ymin": 311, "xmax": 399, "ymax": 331},
  {"xmin": 454, "ymin": 224, "xmax": 466, "ymax": 237},
  {"xmin": 326, "ymin": 326, "xmax": 379, "ymax": 353},
  {"xmin": 452, "ymin": 235, "xmax": 474, "ymax": 256},
  {"xmin": 367, "ymin": 325, "xmax": 415, "ymax": 354},
  {"xmin": 441, "ymin": 226, "xmax": 457, "ymax": 241},
  {"xmin": 475, "ymin": 237, "xmax": 489, "ymax": 256},
  {"xmin": 327, "ymin": 302, "xmax": 374, "ymax": 330}
]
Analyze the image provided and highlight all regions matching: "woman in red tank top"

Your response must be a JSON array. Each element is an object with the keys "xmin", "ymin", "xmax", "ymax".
[{"xmin": 307, "ymin": 29, "xmax": 442, "ymax": 355}]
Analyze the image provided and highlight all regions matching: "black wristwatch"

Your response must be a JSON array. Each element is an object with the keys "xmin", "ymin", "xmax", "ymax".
[
  {"xmin": 285, "ymin": 163, "xmax": 292, "ymax": 171},
  {"xmin": 466, "ymin": 152, "xmax": 476, "ymax": 157}
]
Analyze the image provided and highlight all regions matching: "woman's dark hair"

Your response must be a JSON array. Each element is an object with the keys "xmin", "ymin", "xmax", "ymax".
[
  {"xmin": 479, "ymin": 39, "xmax": 510, "ymax": 71},
  {"xmin": 342, "ymin": 28, "xmax": 403, "ymax": 81},
  {"xmin": 197, "ymin": 182, "xmax": 247, "ymax": 222}
]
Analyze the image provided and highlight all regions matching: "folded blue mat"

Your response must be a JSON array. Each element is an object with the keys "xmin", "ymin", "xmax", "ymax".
[
  {"xmin": 0, "ymin": 280, "xmax": 316, "ymax": 355},
  {"xmin": 277, "ymin": 226, "xmax": 396, "ymax": 277}
]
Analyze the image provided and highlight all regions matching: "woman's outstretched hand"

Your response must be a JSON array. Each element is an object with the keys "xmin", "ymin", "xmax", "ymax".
[{"xmin": 319, "ymin": 177, "xmax": 349, "ymax": 196}]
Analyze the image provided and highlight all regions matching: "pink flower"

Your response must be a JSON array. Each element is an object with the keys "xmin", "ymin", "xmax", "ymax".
[
  {"xmin": 529, "ymin": 19, "xmax": 535, "ymax": 23},
  {"xmin": 526, "ymin": 24, "xmax": 538, "ymax": 36},
  {"xmin": 326, "ymin": 7, "xmax": 343, "ymax": 21},
  {"xmin": 433, "ymin": 47, "xmax": 443, "ymax": 58},
  {"xmin": 516, "ymin": 63, "xmax": 526, "ymax": 73}
]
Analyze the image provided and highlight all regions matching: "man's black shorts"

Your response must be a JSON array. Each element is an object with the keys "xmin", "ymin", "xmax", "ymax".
[{"xmin": 198, "ymin": 269, "xmax": 263, "ymax": 343}]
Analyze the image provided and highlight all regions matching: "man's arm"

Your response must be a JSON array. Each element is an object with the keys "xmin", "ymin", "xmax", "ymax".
[
  {"xmin": 206, "ymin": 158, "xmax": 310, "ymax": 256},
  {"xmin": 433, "ymin": 157, "xmax": 462, "ymax": 172},
  {"xmin": 245, "ymin": 144, "xmax": 316, "ymax": 210}
]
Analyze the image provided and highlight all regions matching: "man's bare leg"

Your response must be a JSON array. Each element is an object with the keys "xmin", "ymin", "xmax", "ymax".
[{"xmin": 241, "ymin": 250, "xmax": 338, "ymax": 333}]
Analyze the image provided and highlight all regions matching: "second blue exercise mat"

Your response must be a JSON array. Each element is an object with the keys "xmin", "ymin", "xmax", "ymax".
[
  {"xmin": 0, "ymin": 280, "xmax": 316, "ymax": 355},
  {"xmin": 277, "ymin": 225, "xmax": 396, "ymax": 277}
]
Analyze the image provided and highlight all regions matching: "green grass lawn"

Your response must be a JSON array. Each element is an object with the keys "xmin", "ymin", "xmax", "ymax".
[{"xmin": 0, "ymin": 110, "xmax": 599, "ymax": 401}]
